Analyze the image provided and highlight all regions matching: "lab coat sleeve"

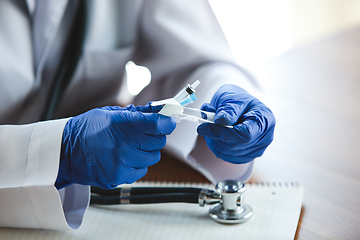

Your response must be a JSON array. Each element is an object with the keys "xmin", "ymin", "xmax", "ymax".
[
  {"xmin": 0, "ymin": 119, "xmax": 89, "ymax": 230},
  {"xmin": 132, "ymin": 0, "xmax": 258, "ymax": 183}
]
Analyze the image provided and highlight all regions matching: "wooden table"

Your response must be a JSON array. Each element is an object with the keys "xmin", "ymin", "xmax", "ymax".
[
  {"xmin": 146, "ymin": 27, "xmax": 360, "ymax": 239},
  {"xmin": 250, "ymin": 27, "xmax": 360, "ymax": 240}
]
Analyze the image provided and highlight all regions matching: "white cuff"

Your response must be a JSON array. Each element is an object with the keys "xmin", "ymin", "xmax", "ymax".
[{"xmin": 0, "ymin": 119, "xmax": 89, "ymax": 230}]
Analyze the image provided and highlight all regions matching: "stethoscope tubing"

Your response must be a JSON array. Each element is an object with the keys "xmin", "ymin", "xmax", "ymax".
[
  {"xmin": 90, "ymin": 181, "xmax": 254, "ymax": 224},
  {"xmin": 90, "ymin": 186, "xmax": 203, "ymax": 205}
]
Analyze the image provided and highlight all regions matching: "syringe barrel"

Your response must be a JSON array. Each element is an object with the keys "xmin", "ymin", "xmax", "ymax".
[
  {"xmin": 173, "ymin": 87, "xmax": 190, "ymax": 102},
  {"xmin": 173, "ymin": 80, "xmax": 200, "ymax": 102}
]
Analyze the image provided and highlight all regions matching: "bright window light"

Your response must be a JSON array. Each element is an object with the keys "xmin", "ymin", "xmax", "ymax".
[
  {"xmin": 125, "ymin": 1, "xmax": 292, "ymax": 97},
  {"xmin": 209, "ymin": 0, "xmax": 292, "ymax": 67},
  {"xmin": 125, "ymin": 61, "xmax": 151, "ymax": 96}
]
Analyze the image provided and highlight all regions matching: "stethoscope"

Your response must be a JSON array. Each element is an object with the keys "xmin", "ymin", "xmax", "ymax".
[{"xmin": 90, "ymin": 179, "xmax": 253, "ymax": 224}]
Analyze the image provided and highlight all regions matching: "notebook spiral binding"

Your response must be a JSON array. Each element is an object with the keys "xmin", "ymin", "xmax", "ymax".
[
  {"xmin": 246, "ymin": 182, "xmax": 301, "ymax": 188},
  {"xmin": 133, "ymin": 181, "xmax": 301, "ymax": 189}
]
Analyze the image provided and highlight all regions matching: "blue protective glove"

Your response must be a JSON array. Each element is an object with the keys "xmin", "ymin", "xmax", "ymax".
[
  {"xmin": 197, "ymin": 84, "xmax": 275, "ymax": 164},
  {"xmin": 55, "ymin": 103, "xmax": 176, "ymax": 189}
]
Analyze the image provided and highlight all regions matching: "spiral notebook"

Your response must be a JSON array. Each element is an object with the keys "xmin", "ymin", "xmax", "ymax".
[
  {"xmin": 0, "ymin": 155, "xmax": 303, "ymax": 240},
  {"xmin": 0, "ymin": 181, "xmax": 303, "ymax": 240}
]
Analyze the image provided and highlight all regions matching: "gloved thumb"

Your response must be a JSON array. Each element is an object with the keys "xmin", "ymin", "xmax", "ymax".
[
  {"xmin": 120, "ymin": 110, "xmax": 176, "ymax": 135},
  {"xmin": 133, "ymin": 102, "xmax": 163, "ymax": 113},
  {"xmin": 214, "ymin": 103, "xmax": 244, "ymax": 126},
  {"xmin": 200, "ymin": 103, "xmax": 216, "ymax": 113}
]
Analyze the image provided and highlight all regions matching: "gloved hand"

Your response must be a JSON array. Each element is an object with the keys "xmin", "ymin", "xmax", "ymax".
[
  {"xmin": 55, "ymin": 103, "xmax": 176, "ymax": 189},
  {"xmin": 197, "ymin": 84, "xmax": 275, "ymax": 164}
]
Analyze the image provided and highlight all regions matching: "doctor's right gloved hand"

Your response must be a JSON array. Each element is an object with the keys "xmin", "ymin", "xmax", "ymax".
[{"xmin": 55, "ymin": 104, "xmax": 176, "ymax": 189}]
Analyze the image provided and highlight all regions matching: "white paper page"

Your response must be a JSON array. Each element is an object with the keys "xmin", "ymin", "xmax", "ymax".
[{"xmin": 0, "ymin": 183, "xmax": 303, "ymax": 240}]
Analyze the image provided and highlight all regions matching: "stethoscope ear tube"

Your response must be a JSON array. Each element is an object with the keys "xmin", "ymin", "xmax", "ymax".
[
  {"xmin": 90, "ymin": 186, "xmax": 203, "ymax": 205},
  {"xmin": 91, "ymin": 186, "xmax": 202, "ymax": 196},
  {"xmin": 91, "ymin": 192, "xmax": 200, "ymax": 205}
]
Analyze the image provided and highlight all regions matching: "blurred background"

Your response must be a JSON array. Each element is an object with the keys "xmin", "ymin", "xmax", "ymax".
[
  {"xmin": 209, "ymin": 0, "xmax": 360, "ymax": 67},
  {"xmin": 124, "ymin": 0, "xmax": 360, "ymax": 100}
]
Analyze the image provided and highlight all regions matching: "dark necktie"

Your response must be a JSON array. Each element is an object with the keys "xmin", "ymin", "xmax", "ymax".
[{"xmin": 39, "ymin": 0, "xmax": 86, "ymax": 120}]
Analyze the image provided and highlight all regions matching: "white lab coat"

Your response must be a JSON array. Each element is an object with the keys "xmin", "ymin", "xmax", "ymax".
[{"xmin": 0, "ymin": 0, "xmax": 256, "ymax": 230}]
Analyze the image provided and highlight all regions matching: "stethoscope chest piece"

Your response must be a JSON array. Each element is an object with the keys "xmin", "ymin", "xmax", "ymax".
[{"xmin": 209, "ymin": 180, "xmax": 253, "ymax": 224}]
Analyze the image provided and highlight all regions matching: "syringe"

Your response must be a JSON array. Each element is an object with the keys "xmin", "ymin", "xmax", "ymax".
[
  {"xmin": 178, "ymin": 107, "xmax": 233, "ymax": 128},
  {"xmin": 151, "ymin": 81, "xmax": 233, "ymax": 128},
  {"xmin": 173, "ymin": 80, "xmax": 200, "ymax": 106}
]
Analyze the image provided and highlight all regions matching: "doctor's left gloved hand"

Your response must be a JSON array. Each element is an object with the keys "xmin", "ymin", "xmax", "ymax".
[
  {"xmin": 197, "ymin": 84, "xmax": 275, "ymax": 164},
  {"xmin": 55, "ymin": 104, "xmax": 176, "ymax": 189}
]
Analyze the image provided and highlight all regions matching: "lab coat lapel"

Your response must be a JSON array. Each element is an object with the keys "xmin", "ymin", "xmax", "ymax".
[{"xmin": 32, "ymin": 0, "xmax": 68, "ymax": 78}]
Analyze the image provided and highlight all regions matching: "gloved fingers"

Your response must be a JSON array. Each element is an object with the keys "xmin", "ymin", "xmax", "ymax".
[
  {"xmin": 233, "ymin": 118, "xmax": 263, "ymax": 143},
  {"xmin": 59, "ymin": 106, "xmax": 170, "ymax": 189},
  {"xmin": 197, "ymin": 123, "xmax": 232, "ymax": 140},
  {"xmin": 234, "ymin": 107, "xmax": 276, "ymax": 141},
  {"xmin": 133, "ymin": 102, "xmax": 163, "ymax": 113},
  {"xmin": 99, "ymin": 106, "xmax": 124, "ymax": 111},
  {"xmin": 130, "ymin": 135, "xmax": 167, "ymax": 151},
  {"xmin": 204, "ymin": 138, "xmax": 267, "ymax": 164},
  {"xmin": 209, "ymin": 84, "xmax": 249, "ymax": 106},
  {"xmin": 106, "ymin": 167, "xmax": 148, "ymax": 189},
  {"xmin": 214, "ymin": 103, "xmax": 246, "ymax": 126},
  {"xmin": 205, "ymin": 138, "xmax": 267, "ymax": 157},
  {"xmin": 211, "ymin": 152, "xmax": 254, "ymax": 164},
  {"xmin": 208, "ymin": 149, "xmax": 255, "ymax": 164},
  {"xmin": 87, "ymin": 156, "xmax": 150, "ymax": 189},
  {"xmin": 200, "ymin": 103, "xmax": 216, "ymax": 119},
  {"xmin": 203, "ymin": 138, "xmax": 232, "ymax": 155},
  {"xmin": 119, "ymin": 147, "xmax": 161, "ymax": 168},
  {"xmin": 200, "ymin": 103, "xmax": 216, "ymax": 113},
  {"xmin": 203, "ymin": 138, "xmax": 240, "ymax": 155},
  {"xmin": 198, "ymin": 123, "xmax": 256, "ymax": 145},
  {"xmin": 120, "ymin": 111, "xmax": 176, "ymax": 135},
  {"xmin": 117, "ymin": 167, "xmax": 148, "ymax": 185}
]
